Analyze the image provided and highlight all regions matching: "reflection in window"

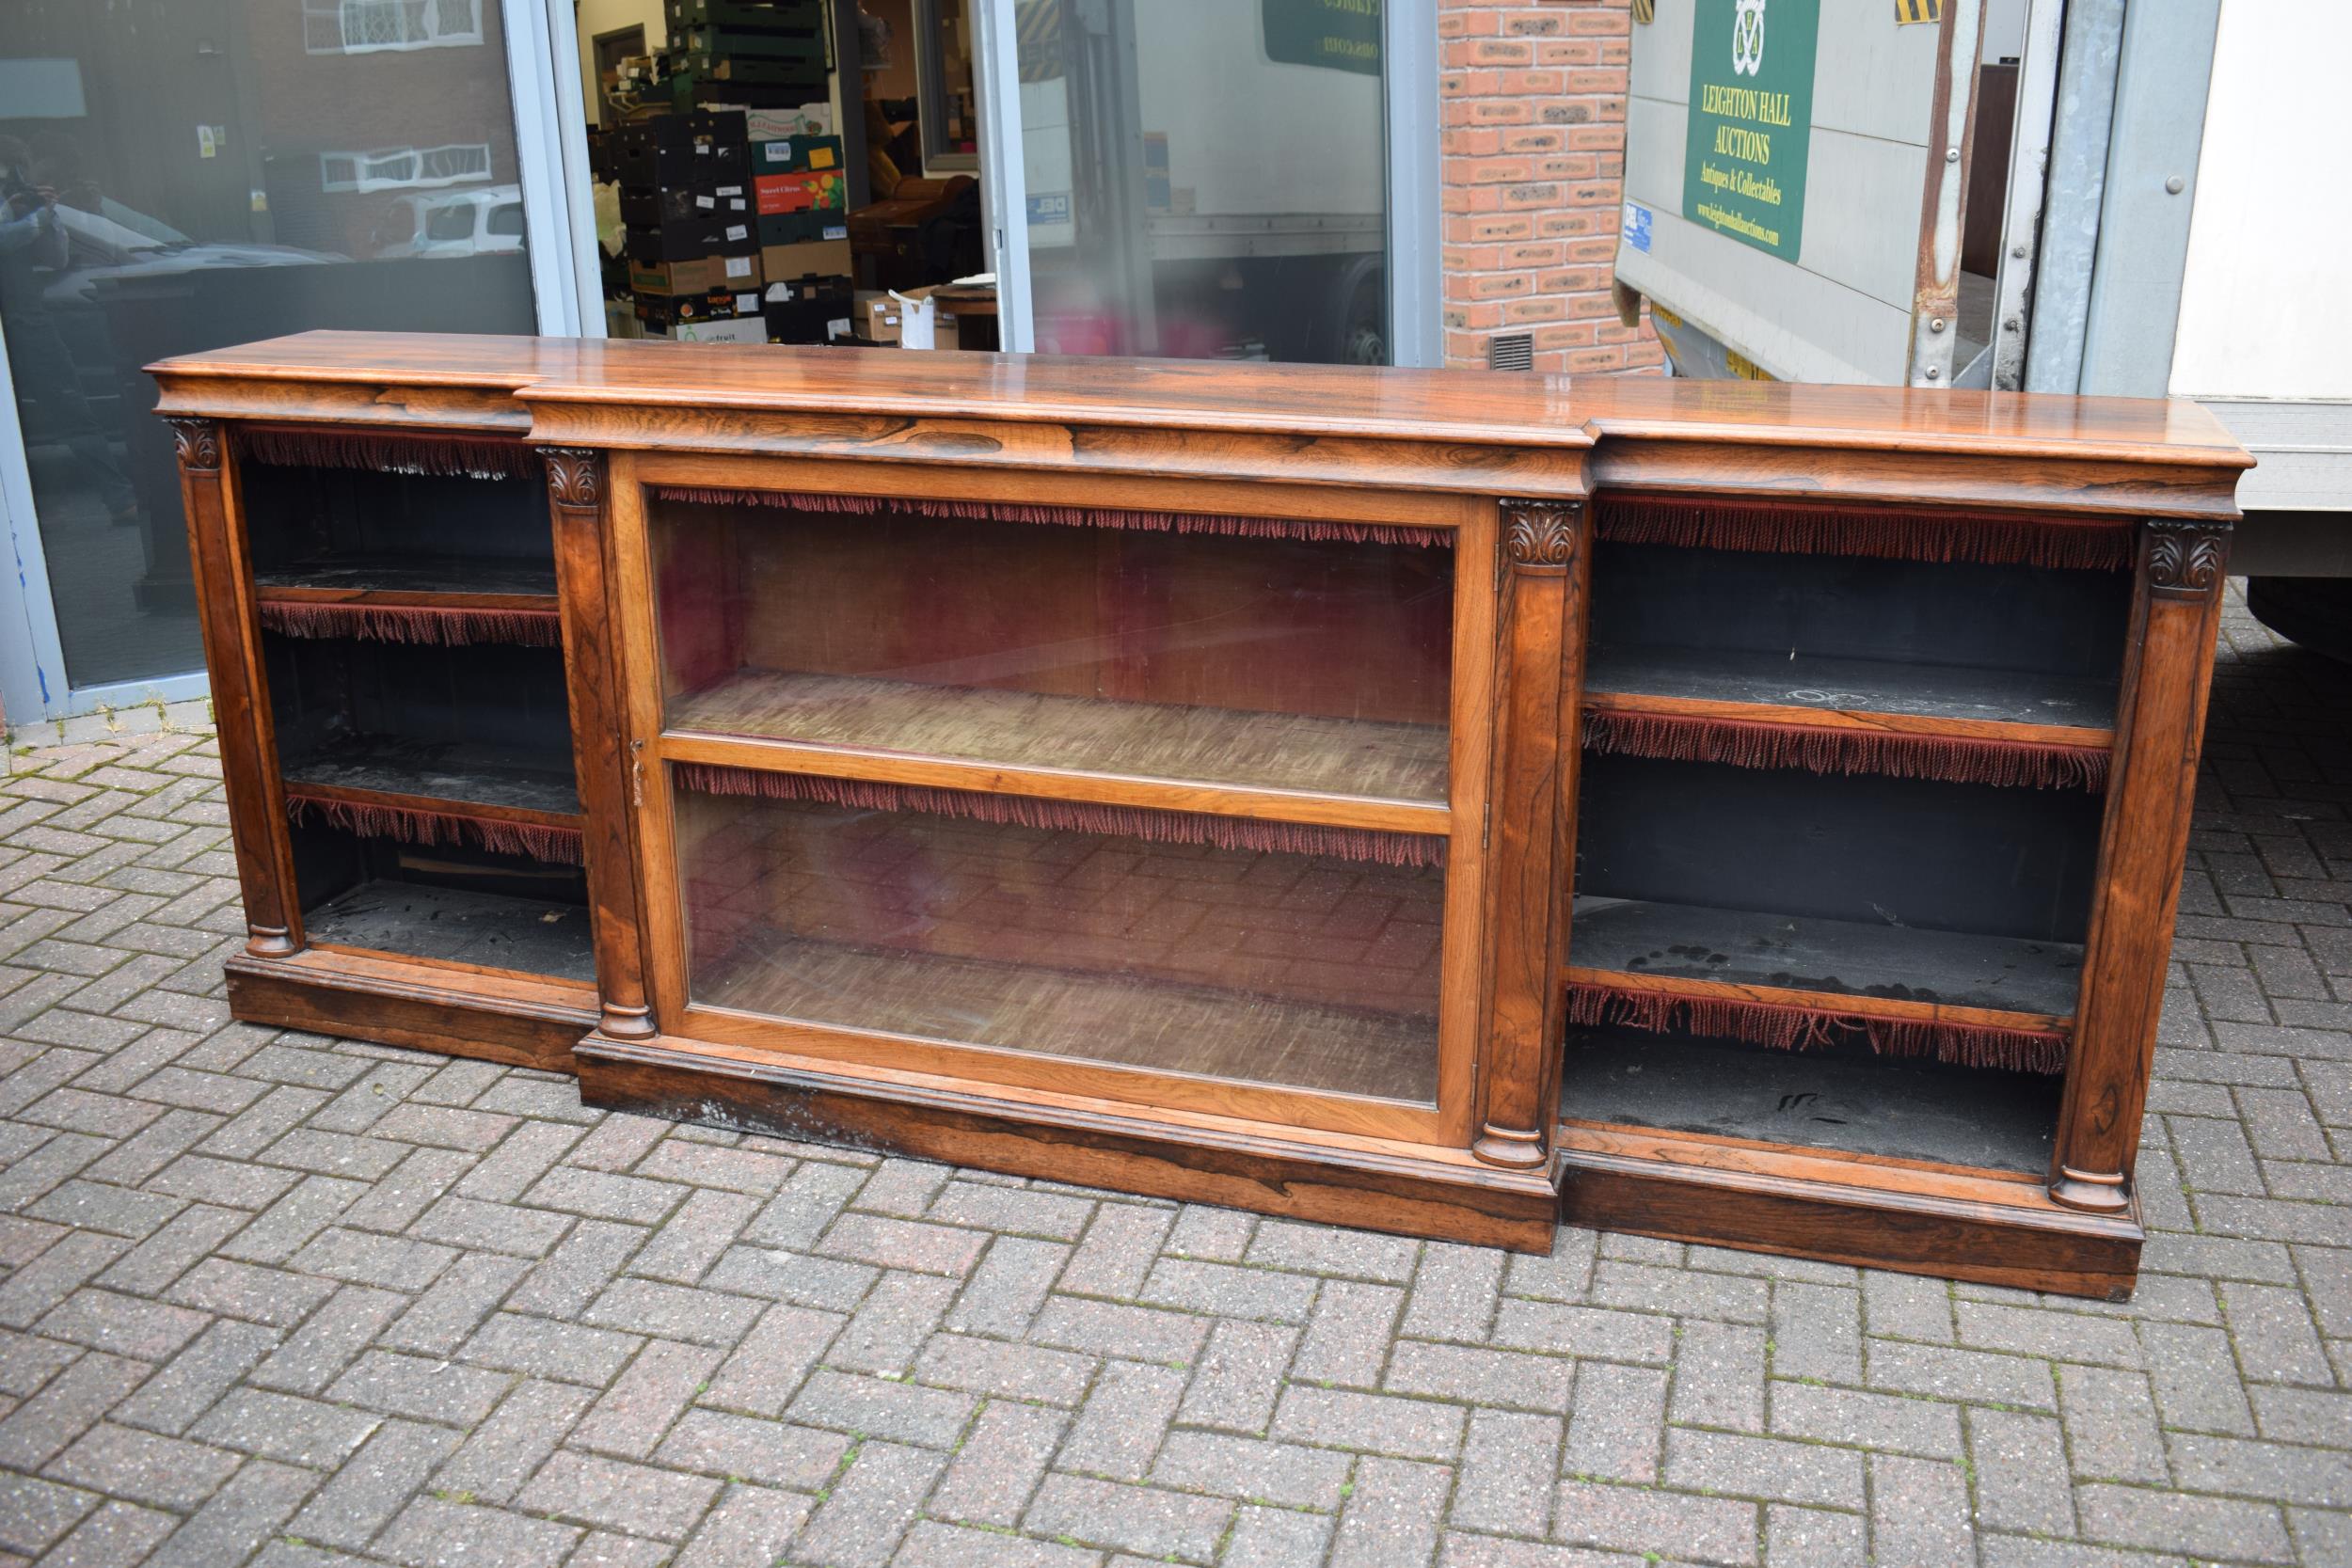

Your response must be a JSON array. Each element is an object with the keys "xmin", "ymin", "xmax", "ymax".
[
  {"xmin": 305, "ymin": 0, "xmax": 485, "ymax": 55},
  {"xmin": 1009, "ymin": 0, "xmax": 1390, "ymax": 365},
  {"xmin": 319, "ymin": 143, "xmax": 494, "ymax": 193},
  {"xmin": 0, "ymin": 0, "xmax": 533, "ymax": 696}
]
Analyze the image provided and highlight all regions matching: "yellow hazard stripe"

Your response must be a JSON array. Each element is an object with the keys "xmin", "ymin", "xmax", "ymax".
[
  {"xmin": 1016, "ymin": 0, "xmax": 1064, "ymax": 82},
  {"xmin": 1895, "ymin": 0, "xmax": 1943, "ymax": 24}
]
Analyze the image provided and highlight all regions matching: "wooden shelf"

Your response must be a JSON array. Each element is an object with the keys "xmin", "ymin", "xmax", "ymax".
[
  {"xmin": 1567, "ymin": 896, "xmax": 2083, "ymax": 1025},
  {"xmin": 282, "ymin": 734, "xmax": 580, "ymax": 819},
  {"xmin": 666, "ymin": 668, "xmax": 1451, "ymax": 828},
  {"xmin": 255, "ymin": 555, "xmax": 557, "ymax": 606},
  {"xmin": 303, "ymin": 880, "xmax": 596, "ymax": 982},
  {"xmin": 698, "ymin": 931, "xmax": 1439, "ymax": 1105},
  {"xmin": 1561, "ymin": 1027, "xmax": 2061, "ymax": 1175},
  {"xmin": 1585, "ymin": 644, "xmax": 2116, "ymax": 744}
]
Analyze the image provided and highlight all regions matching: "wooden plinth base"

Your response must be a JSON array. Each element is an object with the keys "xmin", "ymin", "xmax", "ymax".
[
  {"xmin": 226, "ymin": 947, "xmax": 596, "ymax": 1073},
  {"xmin": 575, "ymin": 1034, "xmax": 1559, "ymax": 1252},
  {"xmin": 1558, "ymin": 1122, "xmax": 2142, "ymax": 1300}
]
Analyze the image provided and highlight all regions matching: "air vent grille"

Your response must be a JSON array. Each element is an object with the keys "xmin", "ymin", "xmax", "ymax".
[{"xmin": 1488, "ymin": 333, "xmax": 1534, "ymax": 372}]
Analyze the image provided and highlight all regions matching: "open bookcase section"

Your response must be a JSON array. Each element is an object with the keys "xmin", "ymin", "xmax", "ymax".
[
  {"xmin": 289, "ymin": 817, "xmax": 594, "ymax": 982},
  {"xmin": 241, "ymin": 453, "xmax": 557, "ymax": 604},
  {"xmin": 651, "ymin": 493, "xmax": 1454, "ymax": 805},
  {"xmin": 675, "ymin": 778, "xmax": 1447, "ymax": 1104},
  {"xmin": 1578, "ymin": 754, "xmax": 2104, "ymax": 943},
  {"xmin": 1562, "ymin": 1026, "xmax": 2062, "ymax": 1176},
  {"xmin": 264, "ymin": 634, "xmax": 580, "ymax": 817},
  {"xmin": 1572, "ymin": 753, "xmax": 2097, "ymax": 1069},
  {"xmin": 1583, "ymin": 537, "xmax": 2129, "ymax": 788}
]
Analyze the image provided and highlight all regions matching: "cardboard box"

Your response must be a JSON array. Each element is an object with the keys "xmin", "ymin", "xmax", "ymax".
[
  {"xmin": 628, "ymin": 252, "xmax": 762, "ymax": 295},
  {"xmin": 752, "ymin": 133, "xmax": 843, "ymax": 175},
  {"xmin": 613, "ymin": 110, "xmax": 749, "ymax": 189},
  {"xmin": 754, "ymin": 170, "xmax": 846, "ymax": 215},
  {"xmin": 759, "ymin": 237, "xmax": 850, "ymax": 281},
  {"xmin": 633, "ymin": 288, "xmax": 739, "ymax": 330},
  {"xmin": 851, "ymin": 289, "xmax": 901, "ymax": 343},
  {"xmin": 756, "ymin": 212, "xmax": 849, "ymax": 246},
  {"xmin": 618, "ymin": 183, "xmax": 749, "ymax": 230},
  {"xmin": 745, "ymin": 104, "xmax": 832, "ymax": 140},
  {"xmin": 626, "ymin": 216, "xmax": 758, "ymax": 262},
  {"xmin": 662, "ymin": 316, "xmax": 769, "ymax": 344},
  {"xmin": 762, "ymin": 276, "xmax": 852, "ymax": 344},
  {"xmin": 891, "ymin": 281, "xmax": 996, "ymax": 352}
]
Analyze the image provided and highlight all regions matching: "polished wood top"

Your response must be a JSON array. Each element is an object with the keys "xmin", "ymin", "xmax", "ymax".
[{"xmin": 151, "ymin": 330, "xmax": 2250, "ymax": 470}]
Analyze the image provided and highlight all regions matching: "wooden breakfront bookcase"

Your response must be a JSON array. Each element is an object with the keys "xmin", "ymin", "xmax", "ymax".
[{"xmin": 150, "ymin": 332, "xmax": 2249, "ymax": 1297}]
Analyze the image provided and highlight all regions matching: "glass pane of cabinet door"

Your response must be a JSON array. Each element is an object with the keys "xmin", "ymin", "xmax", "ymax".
[
  {"xmin": 649, "ymin": 491, "xmax": 1454, "ymax": 805},
  {"xmin": 644, "ymin": 483, "xmax": 1462, "ymax": 1111},
  {"xmin": 675, "ymin": 780, "xmax": 1447, "ymax": 1103}
]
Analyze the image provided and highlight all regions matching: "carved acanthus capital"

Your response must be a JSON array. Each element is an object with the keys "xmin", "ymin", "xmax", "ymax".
[
  {"xmin": 1503, "ymin": 501, "xmax": 1580, "ymax": 571},
  {"xmin": 167, "ymin": 419, "xmax": 220, "ymax": 474},
  {"xmin": 2146, "ymin": 519, "xmax": 2231, "ymax": 601},
  {"xmin": 541, "ymin": 448, "xmax": 603, "ymax": 509}
]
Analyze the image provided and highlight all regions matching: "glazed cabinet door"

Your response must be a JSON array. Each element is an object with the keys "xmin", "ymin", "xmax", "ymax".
[{"xmin": 606, "ymin": 453, "xmax": 1502, "ymax": 1146}]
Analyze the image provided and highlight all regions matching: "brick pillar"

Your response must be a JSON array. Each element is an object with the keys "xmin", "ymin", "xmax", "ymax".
[{"xmin": 1438, "ymin": 0, "xmax": 1663, "ymax": 375}]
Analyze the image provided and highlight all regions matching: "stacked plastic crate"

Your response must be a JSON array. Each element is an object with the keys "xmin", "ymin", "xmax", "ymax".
[
  {"xmin": 617, "ymin": 110, "xmax": 767, "ymax": 343},
  {"xmin": 752, "ymin": 122, "xmax": 852, "ymax": 344}
]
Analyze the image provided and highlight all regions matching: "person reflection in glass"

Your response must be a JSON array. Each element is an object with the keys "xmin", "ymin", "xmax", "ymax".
[{"xmin": 0, "ymin": 135, "xmax": 138, "ymax": 527}]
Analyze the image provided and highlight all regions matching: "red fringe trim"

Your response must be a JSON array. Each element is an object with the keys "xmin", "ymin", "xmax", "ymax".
[
  {"xmin": 1565, "ymin": 983, "xmax": 2069, "ymax": 1074},
  {"xmin": 259, "ymin": 600, "xmax": 562, "ymax": 648},
  {"xmin": 239, "ymin": 425, "xmax": 539, "ymax": 482},
  {"xmin": 1597, "ymin": 494, "xmax": 2134, "ymax": 572},
  {"xmin": 1582, "ymin": 708, "xmax": 2109, "ymax": 792},
  {"xmin": 288, "ymin": 796, "xmax": 584, "ymax": 865},
  {"xmin": 653, "ymin": 485, "xmax": 1452, "ymax": 549},
  {"xmin": 675, "ymin": 763, "xmax": 1446, "ymax": 867}
]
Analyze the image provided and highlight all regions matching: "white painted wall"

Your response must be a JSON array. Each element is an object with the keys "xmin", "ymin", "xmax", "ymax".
[{"xmin": 2170, "ymin": 0, "xmax": 2352, "ymax": 403}]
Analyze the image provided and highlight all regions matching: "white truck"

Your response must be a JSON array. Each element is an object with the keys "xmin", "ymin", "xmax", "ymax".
[{"xmin": 1611, "ymin": 0, "xmax": 2351, "ymax": 645}]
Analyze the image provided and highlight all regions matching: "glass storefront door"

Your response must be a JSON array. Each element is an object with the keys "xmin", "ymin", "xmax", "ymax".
[
  {"xmin": 991, "ymin": 0, "xmax": 1398, "ymax": 365},
  {"xmin": 0, "ymin": 0, "xmax": 542, "ymax": 708}
]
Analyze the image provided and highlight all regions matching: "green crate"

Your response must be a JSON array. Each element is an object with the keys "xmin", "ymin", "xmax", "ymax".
[
  {"xmin": 666, "ymin": 0, "xmax": 822, "ymax": 28},
  {"xmin": 669, "ymin": 50, "xmax": 829, "ymax": 87},
  {"xmin": 673, "ymin": 24, "xmax": 825, "ymax": 63}
]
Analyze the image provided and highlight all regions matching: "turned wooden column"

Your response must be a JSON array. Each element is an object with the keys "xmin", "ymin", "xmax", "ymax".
[
  {"xmin": 173, "ymin": 419, "xmax": 299, "ymax": 958},
  {"xmin": 2052, "ymin": 516, "xmax": 2233, "ymax": 1212},
  {"xmin": 1473, "ymin": 499, "xmax": 1592, "ymax": 1169},
  {"xmin": 544, "ymin": 448, "xmax": 657, "ymax": 1040}
]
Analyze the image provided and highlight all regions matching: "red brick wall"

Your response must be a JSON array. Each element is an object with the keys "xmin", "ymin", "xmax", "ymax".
[{"xmin": 1438, "ymin": 0, "xmax": 1663, "ymax": 374}]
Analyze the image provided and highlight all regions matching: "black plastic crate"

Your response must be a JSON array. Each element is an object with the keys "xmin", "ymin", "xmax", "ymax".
[
  {"xmin": 666, "ymin": 0, "xmax": 823, "ymax": 29},
  {"xmin": 612, "ymin": 110, "xmax": 749, "ymax": 189},
  {"xmin": 626, "ymin": 218, "xmax": 757, "ymax": 263}
]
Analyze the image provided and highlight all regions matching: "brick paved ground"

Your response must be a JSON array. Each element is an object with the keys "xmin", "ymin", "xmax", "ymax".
[{"xmin": 0, "ymin": 587, "xmax": 2344, "ymax": 1567}]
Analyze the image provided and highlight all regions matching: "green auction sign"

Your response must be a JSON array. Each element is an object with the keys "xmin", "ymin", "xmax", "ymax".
[
  {"xmin": 1682, "ymin": 0, "xmax": 1818, "ymax": 260},
  {"xmin": 1263, "ymin": 0, "xmax": 1382, "ymax": 76}
]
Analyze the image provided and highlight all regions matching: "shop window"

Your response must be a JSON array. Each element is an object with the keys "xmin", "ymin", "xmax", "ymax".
[{"xmin": 305, "ymin": 0, "xmax": 485, "ymax": 55}]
